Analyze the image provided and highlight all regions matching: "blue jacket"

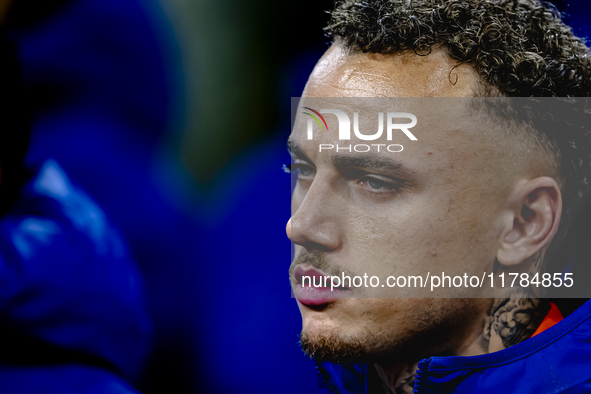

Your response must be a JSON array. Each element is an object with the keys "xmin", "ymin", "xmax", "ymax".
[
  {"xmin": 318, "ymin": 299, "xmax": 591, "ymax": 393},
  {"xmin": 0, "ymin": 161, "xmax": 151, "ymax": 393}
]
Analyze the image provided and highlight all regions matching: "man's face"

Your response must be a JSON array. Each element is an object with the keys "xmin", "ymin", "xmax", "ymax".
[{"xmin": 287, "ymin": 43, "xmax": 522, "ymax": 362}]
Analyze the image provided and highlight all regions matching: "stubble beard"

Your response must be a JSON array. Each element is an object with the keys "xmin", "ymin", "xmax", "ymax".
[
  {"xmin": 299, "ymin": 329, "xmax": 402, "ymax": 364},
  {"xmin": 298, "ymin": 298, "xmax": 487, "ymax": 364},
  {"xmin": 299, "ymin": 325, "xmax": 436, "ymax": 365}
]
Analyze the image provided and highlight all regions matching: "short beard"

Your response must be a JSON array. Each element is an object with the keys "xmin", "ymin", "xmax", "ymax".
[
  {"xmin": 299, "ymin": 329, "xmax": 413, "ymax": 364},
  {"xmin": 298, "ymin": 299, "xmax": 487, "ymax": 364}
]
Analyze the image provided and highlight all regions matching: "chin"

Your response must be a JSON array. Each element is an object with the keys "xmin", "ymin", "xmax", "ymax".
[
  {"xmin": 298, "ymin": 303, "xmax": 382, "ymax": 363},
  {"xmin": 299, "ymin": 322, "xmax": 403, "ymax": 364},
  {"xmin": 299, "ymin": 328, "xmax": 370, "ymax": 363},
  {"xmin": 297, "ymin": 298, "xmax": 465, "ymax": 363},
  {"xmin": 299, "ymin": 303, "xmax": 339, "ymax": 335}
]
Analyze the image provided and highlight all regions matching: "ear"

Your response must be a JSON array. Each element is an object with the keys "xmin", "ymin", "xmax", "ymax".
[{"xmin": 497, "ymin": 177, "xmax": 562, "ymax": 267}]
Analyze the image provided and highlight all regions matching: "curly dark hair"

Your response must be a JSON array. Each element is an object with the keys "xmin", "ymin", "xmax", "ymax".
[
  {"xmin": 325, "ymin": 0, "xmax": 591, "ymax": 97},
  {"xmin": 324, "ymin": 0, "xmax": 591, "ymax": 272}
]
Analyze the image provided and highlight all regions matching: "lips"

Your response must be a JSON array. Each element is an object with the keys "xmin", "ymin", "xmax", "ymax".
[{"xmin": 292, "ymin": 265, "xmax": 350, "ymax": 307}]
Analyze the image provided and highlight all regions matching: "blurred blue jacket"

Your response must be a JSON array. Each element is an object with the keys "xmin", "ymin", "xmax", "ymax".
[
  {"xmin": 318, "ymin": 299, "xmax": 591, "ymax": 393},
  {"xmin": 0, "ymin": 160, "xmax": 151, "ymax": 393}
]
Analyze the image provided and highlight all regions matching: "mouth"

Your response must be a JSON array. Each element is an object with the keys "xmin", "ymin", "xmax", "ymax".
[{"xmin": 292, "ymin": 265, "xmax": 351, "ymax": 309}]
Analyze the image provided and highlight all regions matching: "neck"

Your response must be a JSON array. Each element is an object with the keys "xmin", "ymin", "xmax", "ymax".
[{"xmin": 374, "ymin": 296, "xmax": 550, "ymax": 394}]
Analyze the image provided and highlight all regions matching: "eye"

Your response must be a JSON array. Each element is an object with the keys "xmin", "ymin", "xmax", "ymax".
[
  {"xmin": 368, "ymin": 178, "xmax": 386, "ymax": 189},
  {"xmin": 282, "ymin": 163, "xmax": 316, "ymax": 178},
  {"xmin": 359, "ymin": 176, "xmax": 402, "ymax": 193}
]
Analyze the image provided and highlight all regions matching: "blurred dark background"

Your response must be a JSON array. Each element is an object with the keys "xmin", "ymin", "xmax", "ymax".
[{"xmin": 2, "ymin": 0, "xmax": 590, "ymax": 393}]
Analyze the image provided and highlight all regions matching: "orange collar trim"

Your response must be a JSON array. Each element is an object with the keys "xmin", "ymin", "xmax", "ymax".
[{"xmin": 531, "ymin": 302, "xmax": 564, "ymax": 338}]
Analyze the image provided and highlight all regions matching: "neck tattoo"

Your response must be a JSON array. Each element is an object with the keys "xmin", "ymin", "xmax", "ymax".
[{"xmin": 375, "ymin": 295, "xmax": 549, "ymax": 393}]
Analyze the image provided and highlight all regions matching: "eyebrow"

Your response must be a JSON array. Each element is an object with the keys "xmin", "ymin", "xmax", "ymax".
[
  {"xmin": 330, "ymin": 154, "xmax": 413, "ymax": 177},
  {"xmin": 287, "ymin": 138, "xmax": 413, "ymax": 177},
  {"xmin": 287, "ymin": 139, "xmax": 313, "ymax": 163}
]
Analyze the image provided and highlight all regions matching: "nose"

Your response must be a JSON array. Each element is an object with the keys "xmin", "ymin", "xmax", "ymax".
[
  {"xmin": 286, "ymin": 218, "xmax": 292, "ymax": 239},
  {"xmin": 286, "ymin": 180, "xmax": 342, "ymax": 252}
]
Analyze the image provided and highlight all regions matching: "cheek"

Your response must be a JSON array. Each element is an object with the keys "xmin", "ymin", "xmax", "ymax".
[
  {"xmin": 341, "ymin": 189, "xmax": 496, "ymax": 276},
  {"xmin": 428, "ymin": 185, "xmax": 500, "ymax": 272},
  {"xmin": 343, "ymin": 195, "xmax": 450, "ymax": 259}
]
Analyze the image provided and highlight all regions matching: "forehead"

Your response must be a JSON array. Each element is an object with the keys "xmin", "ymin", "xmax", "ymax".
[
  {"xmin": 290, "ymin": 45, "xmax": 520, "ymax": 199},
  {"xmin": 290, "ymin": 96, "xmax": 478, "ymax": 177},
  {"xmin": 304, "ymin": 42, "xmax": 480, "ymax": 98},
  {"xmin": 296, "ymin": 42, "xmax": 486, "ymax": 153}
]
